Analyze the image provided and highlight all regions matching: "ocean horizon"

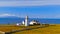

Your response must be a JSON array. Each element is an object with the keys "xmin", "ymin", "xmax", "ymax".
[{"xmin": 0, "ymin": 17, "xmax": 60, "ymax": 24}]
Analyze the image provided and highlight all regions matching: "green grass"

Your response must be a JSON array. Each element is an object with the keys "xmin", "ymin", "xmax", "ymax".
[
  {"xmin": 0, "ymin": 24, "xmax": 60, "ymax": 34},
  {"xmin": 13, "ymin": 24, "xmax": 60, "ymax": 34}
]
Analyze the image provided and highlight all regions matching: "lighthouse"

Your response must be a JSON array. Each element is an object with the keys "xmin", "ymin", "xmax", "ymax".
[{"xmin": 25, "ymin": 16, "xmax": 28, "ymax": 26}]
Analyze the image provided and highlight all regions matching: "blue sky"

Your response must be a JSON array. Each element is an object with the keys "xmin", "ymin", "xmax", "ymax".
[{"xmin": 0, "ymin": 0, "xmax": 60, "ymax": 18}]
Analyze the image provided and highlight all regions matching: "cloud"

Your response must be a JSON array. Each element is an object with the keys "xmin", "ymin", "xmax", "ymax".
[
  {"xmin": 0, "ymin": 0, "xmax": 60, "ymax": 6},
  {"xmin": 0, "ymin": 14, "xmax": 20, "ymax": 17}
]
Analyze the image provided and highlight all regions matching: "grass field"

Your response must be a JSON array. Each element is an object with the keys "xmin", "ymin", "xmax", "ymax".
[
  {"xmin": 0, "ymin": 24, "xmax": 60, "ymax": 34},
  {"xmin": 14, "ymin": 24, "xmax": 60, "ymax": 34}
]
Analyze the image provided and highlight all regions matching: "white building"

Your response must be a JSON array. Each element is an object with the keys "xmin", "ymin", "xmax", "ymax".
[
  {"xmin": 16, "ymin": 23, "xmax": 21, "ymax": 26},
  {"xmin": 22, "ymin": 20, "xmax": 25, "ymax": 25},
  {"xmin": 29, "ymin": 20, "xmax": 39, "ymax": 25},
  {"xmin": 16, "ymin": 16, "xmax": 40, "ymax": 26},
  {"xmin": 25, "ymin": 16, "xmax": 28, "ymax": 26},
  {"xmin": 21, "ymin": 16, "xmax": 28, "ymax": 26}
]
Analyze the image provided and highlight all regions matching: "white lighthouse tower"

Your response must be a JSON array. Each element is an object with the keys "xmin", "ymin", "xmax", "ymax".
[{"xmin": 25, "ymin": 16, "xmax": 28, "ymax": 26}]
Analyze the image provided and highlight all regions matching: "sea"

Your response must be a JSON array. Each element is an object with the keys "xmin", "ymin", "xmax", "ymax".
[{"xmin": 0, "ymin": 17, "xmax": 60, "ymax": 24}]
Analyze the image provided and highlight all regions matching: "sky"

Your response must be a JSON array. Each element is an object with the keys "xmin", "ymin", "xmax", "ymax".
[{"xmin": 0, "ymin": 0, "xmax": 60, "ymax": 18}]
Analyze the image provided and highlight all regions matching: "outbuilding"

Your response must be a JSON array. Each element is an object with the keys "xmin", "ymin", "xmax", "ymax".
[{"xmin": 29, "ymin": 20, "xmax": 40, "ymax": 25}]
